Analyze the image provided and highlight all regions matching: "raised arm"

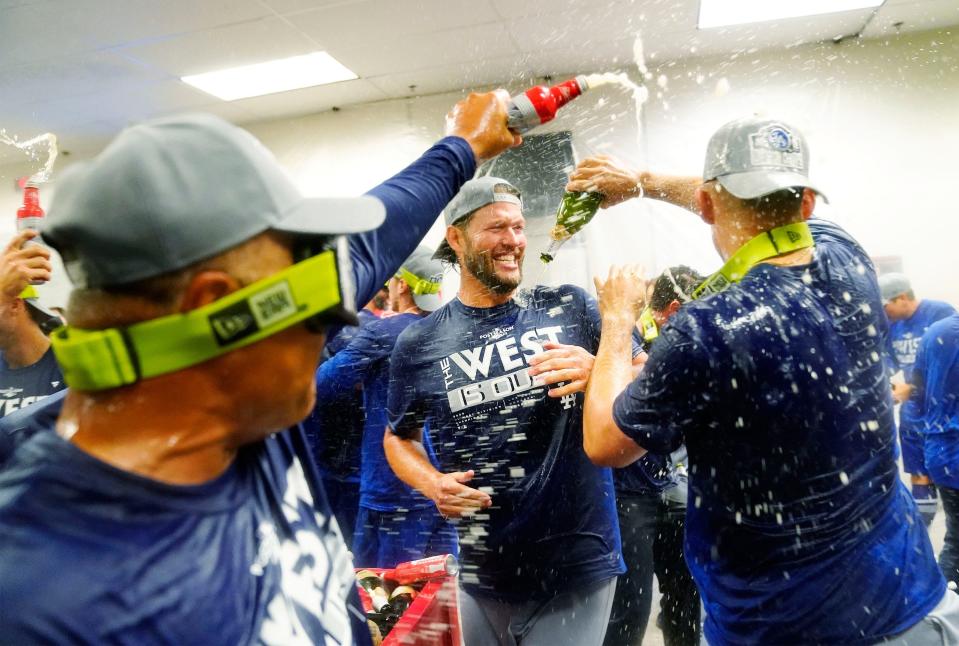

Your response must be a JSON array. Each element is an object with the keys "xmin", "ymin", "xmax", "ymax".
[
  {"xmin": 583, "ymin": 266, "xmax": 649, "ymax": 467},
  {"xmin": 351, "ymin": 91, "xmax": 520, "ymax": 305},
  {"xmin": 566, "ymin": 155, "xmax": 703, "ymax": 215}
]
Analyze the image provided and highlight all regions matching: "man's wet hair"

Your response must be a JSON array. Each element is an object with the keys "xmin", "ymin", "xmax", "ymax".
[
  {"xmin": 650, "ymin": 265, "xmax": 704, "ymax": 311},
  {"xmin": 436, "ymin": 182, "xmax": 521, "ymax": 268}
]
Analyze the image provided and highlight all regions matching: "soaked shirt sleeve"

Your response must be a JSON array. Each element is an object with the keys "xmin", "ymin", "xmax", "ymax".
[
  {"xmin": 612, "ymin": 325, "xmax": 710, "ymax": 454},
  {"xmin": 352, "ymin": 137, "xmax": 475, "ymax": 305},
  {"xmin": 315, "ymin": 320, "xmax": 393, "ymax": 403},
  {"xmin": 385, "ymin": 324, "xmax": 427, "ymax": 439}
]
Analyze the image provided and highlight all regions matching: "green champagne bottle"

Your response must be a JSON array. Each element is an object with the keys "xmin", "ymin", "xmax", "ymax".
[{"xmin": 540, "ymin": 191, "xmax": 604, "ymax": 263}]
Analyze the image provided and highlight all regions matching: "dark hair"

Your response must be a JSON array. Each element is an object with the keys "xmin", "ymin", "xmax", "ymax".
[
  {"xmin": 738, "ymin": 187, "xmax": 804, "ymax": 220},
  {"xmin": 650, "ymin": 265, "xmax": 704, "ymax": 311},
  {"xmin": 435, "ymin": 181, "xmax": 521, "ymax": 268}
]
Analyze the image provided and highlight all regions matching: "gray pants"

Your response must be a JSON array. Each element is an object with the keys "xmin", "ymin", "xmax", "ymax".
[
  {"xmin": 878, "ymin": 590, "xmax": 959, "ymax": 645},
  {"xmin": 459, "ymin": 577, "xmax": 617, "ymax": 646}
]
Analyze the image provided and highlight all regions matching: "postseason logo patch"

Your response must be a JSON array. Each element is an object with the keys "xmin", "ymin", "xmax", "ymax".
[
  {"xmin": 749, "ymin": 124, "xmax": 804, "ymax": 170},
  {"xmin": 209, "ymin": 281, "xmax": 298, "ymax": 346}
]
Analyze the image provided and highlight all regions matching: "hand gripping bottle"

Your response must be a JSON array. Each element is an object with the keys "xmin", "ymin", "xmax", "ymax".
[
  {"xmin": 16, "ymin": 182, "xmax": 46, "ymax": 284},
  {"xmin": 506, "ymin": 76, "xmax": 591, "ymax": 134},
  {"xmin": 540, "ymin": 190, "xmax": 604, "ymax": 263}
]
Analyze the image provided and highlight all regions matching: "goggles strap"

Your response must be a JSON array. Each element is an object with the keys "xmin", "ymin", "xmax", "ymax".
[
  {"xmin": 693, "ymin": 222, "xmax": 814, "ymax": 299},
  {"xmin": 52, "ymin": 250, "xmax": 344, "ymax": 391}
]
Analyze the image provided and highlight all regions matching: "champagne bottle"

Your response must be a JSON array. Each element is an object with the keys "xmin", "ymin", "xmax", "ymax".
[{"xmin": 540, "ymin": 191, "xmax": 603, "ymax": 263}]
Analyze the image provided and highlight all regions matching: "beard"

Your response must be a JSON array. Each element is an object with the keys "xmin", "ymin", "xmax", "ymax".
[{"xmin": 461, "ymin": 241, "xmax": 523, "ymax": 295}]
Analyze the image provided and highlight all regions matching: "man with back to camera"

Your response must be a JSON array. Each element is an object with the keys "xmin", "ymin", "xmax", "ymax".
[
  {"xmin": 910, "ymin": 312, "xmax": 959, "ymax": 588},
  {"xmin": 383, "ymin": 176, "xmax": 629, "ymax": 646},
  {"xmin": 0, "ymin": 90, "xmax": 518, "ymax": 643},
  {"xmin": 569, "ymin": 117, "xmax": 958, "ymax": 643},
  {"xmin": 606, "ymin": 265, "xmax": 702, "ymax": 646},
  {"xmin": 316, "ymin": 245, "xmax": 458, "ymax": 568},
  {"xmin": 0, "ymin": 229, "xmax": 64, "ymax": 420},
  {"xmin": 880, "ymin": 272, "xmax": 956, "ymax": 525}
]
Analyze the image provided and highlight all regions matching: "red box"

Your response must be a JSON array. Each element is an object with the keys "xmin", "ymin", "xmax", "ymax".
[{"xmin": 356, "ymin": 559, "xmax": 462, "ymax": 646}]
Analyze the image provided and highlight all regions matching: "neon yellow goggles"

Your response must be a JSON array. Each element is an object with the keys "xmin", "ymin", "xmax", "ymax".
[
  {"xmin": 692, "ymin": 222, "xmax": 814, "ymax": 299},
  {"xmin": 639, "ymin": 307, "xmax": 659, "ymax": 342},
  {"xmin": 396, "ymin": 267, "xmax": 441, "ymax": 296},
  {"xmin": 51, "ymin": 238, "xmax": 356, "ymax": 391}
]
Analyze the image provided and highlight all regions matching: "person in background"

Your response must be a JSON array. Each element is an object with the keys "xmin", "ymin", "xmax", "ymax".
[
  {"xmin": 0, "ymin": 90, "xmax": 518, "ymax": 643},
  {"xmin": 304, "ymin": 290, "xmax": 389, "ymax": 547},
  {"xmin": 317, "ymin": 245, "xmax": 456, "ymax": 568},
  {"xmin": 385, "ymin": 176, "xmax": 629, "ymax": 646},
  {"xmin": 0, "ymin": 229, "xmax": 63, "ymax": 420},
  {"xmin": 605, "ymin": 265, "xmax": 702, "ymax": 646},
  {"xmin": 572, "ymin": 117, "xmax": 955, "ymax": 643},
  {"xmin": 911, "ymin": 314, "xmax": 959, "ymax": 587},
  {"xmin": 881, "ymin": 272, "xmax": 956, "ymax": 526}
]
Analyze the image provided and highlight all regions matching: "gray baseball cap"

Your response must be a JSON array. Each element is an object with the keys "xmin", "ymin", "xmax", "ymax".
[
  {"xmin": 433, "ymin": 176, "xmax": 522, "ymax": 262},
  {"xmin": 397, "ymin": 245, "xmax": 445, "ymax": 312},
  {"xmin": 704, "ymin": 117, "xmax": 828, "ymax": 202},
  {"xmin": 42, "ymin": 113, "xmax": 385, "ymax": 289},
  {"xmin": 879, "ymin": 273, "xmax": 913, "ymax": 304}
]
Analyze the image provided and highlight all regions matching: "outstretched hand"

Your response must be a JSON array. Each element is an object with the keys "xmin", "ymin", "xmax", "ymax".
[
  {"xmin": 594, "ymin": 265, "xmax": 648, "ymax": 324},
  {"xmin": 429, "ymin": 469, "xmax": 492, "ymax": 519}
]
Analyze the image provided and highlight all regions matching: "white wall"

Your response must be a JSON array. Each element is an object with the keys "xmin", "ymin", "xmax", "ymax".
[{"xmin": 2, "ymin": 26, "xmax": 956, "ymax": 309}]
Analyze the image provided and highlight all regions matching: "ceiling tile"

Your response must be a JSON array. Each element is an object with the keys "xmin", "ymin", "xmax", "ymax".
[
  {"xmin": 262, "ymin": 0, "xmax": 368, "ymax": 14},
  {"xmin": 864, "ymin": 0, "xmax": 959, "ymax": 36},
  {"xmin": 0, "ymin": 0, "xmax": 274, "ymax": 67},
  {"xmin": 0, "ymin": 51, "xmax": 166, "ymax": 108},
  {"xmin": 292, "ymin": 0, "xmax": 502, "ymax": 50},
  {"xmin": 330, "ymin": 22, "xmax": 516, "ymax": 78},
  {"xmin": 121, "ymin": 16, "xmax": 319, "ymax": 77}
]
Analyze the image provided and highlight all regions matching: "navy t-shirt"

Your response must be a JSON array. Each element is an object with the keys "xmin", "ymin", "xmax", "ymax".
[
  {"xmin": 387, "ymin": 285, "xmax": 624, "ymax": 601},
  {"xmin": 302, "ymin": 308, "xmax": 378, "ymax": 484},
  {"xmin": 0, "ymin": 135, "xmax": 478, "ymax": 644},
  {"xmin": 912, "ymin": 314, "xmax": 959, "ymax": 489},
  {"xmin": 613, "ymin": 219, "xmax": 944, "ymax": 644},
  {"xmin": 316, "ymin": 311, "xmax": 439, "ymax": 511},
  {"xmin": 889, "ymin": 299, "xmax": 957, "ymax": 381},
  {"xmin": 0, "ymin": 347, "xmax": 64, "ymax": 419}
]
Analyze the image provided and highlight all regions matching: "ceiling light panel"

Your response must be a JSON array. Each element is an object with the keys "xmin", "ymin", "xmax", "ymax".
[{"xmin": 181, "ymin": 51, "xmax": 358, "ymax": 101}]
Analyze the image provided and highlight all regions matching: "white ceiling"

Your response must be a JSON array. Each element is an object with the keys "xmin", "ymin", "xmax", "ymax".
[{"xmin": 0, "ymin": 0, "xmax": 956, "ymax": 161}]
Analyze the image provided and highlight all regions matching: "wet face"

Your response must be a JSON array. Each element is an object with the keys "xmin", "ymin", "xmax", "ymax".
[
  {"xmin": 883, "ymin": 295, "xmax": 912, "ymax": 321},
  {"xmin": 207, "ymin": 234, "xmax": 329, "ymax": 440},
  {"xmin": 458, "ymin": 202, "xmax": 526, "ymax": 294}
]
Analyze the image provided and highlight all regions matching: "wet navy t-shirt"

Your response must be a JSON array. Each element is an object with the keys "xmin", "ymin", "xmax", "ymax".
[
  {"xmin": 387, "ymin": 285, "xmax": 624, "ymax": 601},
  {"xmin": 0, "ymin": 347, "xmax": 64, "ymax": 419},
  {"xmin": 613, "ymin": 219, "xmax": 944, "ymax": 644},
  {"xmin": 317, "ymin": 312, "xmax": 440, "ymax": 511},
  {"xmin": 912, "ymin": 314, "xmax": 959, "ymax": 489}
]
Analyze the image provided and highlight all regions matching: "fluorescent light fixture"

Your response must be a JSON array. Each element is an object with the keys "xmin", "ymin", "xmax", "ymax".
[
  {"xmin": 182, "ymin": 51, "xmax": 358, "ymax": 101},
  {"xmin": 698, "ymin": 0, "xmax": 884, "ymax": 29}
]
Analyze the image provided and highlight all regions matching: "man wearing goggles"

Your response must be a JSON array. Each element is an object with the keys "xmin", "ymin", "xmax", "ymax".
[{"xmin": 0, "ymin": 92, "xmax": 518, "ymax": 644}]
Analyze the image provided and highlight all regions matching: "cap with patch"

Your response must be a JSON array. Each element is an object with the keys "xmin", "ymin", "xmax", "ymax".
[
  {"xmin": 397, "ymin": 245, "xmax": 445, "ymax": 312},
  {"xmin": 42, "ymin": 113, "xmax": 386, "ymax": 289},
  {"xmin": 704, "ymin": 117, "xmax": 828, "ymax": 202},
  {"xmin": 434, "ymin": 176, "xmax": 522, "ymax": 262},
  {"xmin": 879, "ymin": 273, "xmax": 912, "ymax": 305}
]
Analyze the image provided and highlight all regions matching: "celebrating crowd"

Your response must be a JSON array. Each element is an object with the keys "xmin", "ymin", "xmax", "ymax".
[{"xmin": 1, "ymin": 87, "xmax": 958, "ymax": 646}]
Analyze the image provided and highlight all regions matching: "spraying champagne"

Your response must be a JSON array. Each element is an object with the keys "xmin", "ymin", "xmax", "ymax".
[{"xmin": 506, "ymin": 76, "xmax": 591, "ymax": 134}]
